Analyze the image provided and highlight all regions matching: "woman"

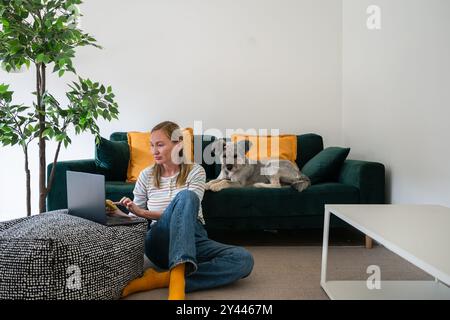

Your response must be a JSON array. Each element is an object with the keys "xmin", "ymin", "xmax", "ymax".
[{"xmin": 113, "ymin": 121, "xmax": 254, "ymax": 300}]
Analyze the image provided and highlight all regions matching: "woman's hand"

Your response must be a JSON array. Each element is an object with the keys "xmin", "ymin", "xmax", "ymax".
[
  {"xmin": 106, "ymin": 206, "xmax": 131, "ymax": 218},
  {"xmin": 117, "ymin": 197, "xmax": 142, "ymax": 216},
  {"xmin": 116, "ymin": 197, "xmax": 164, "ymax": 219},
  {"xmin": 105, "ymin": 199, "xmax": 129, "ymax": 218}
]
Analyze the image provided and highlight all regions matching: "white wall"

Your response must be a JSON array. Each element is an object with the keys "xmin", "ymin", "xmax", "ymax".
[
  {"xmin": 0, "ymin": 0, "xmax": 343, "ymax": 220},
  {"xmin": 343, "ymin": 0, "xmax": 450, "ymax": 205}
]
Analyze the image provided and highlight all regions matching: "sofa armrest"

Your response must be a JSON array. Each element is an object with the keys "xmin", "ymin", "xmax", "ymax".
[
  {"xmin": 46, "ymin": 159, "xmax": 99, "ymax": 211},
  {"xmin": 338, "ymin": 160, "xmax": 385, "ymax": 204}
]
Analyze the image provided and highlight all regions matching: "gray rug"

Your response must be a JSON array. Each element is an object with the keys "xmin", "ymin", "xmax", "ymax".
[{"xmin": 123, "ymin": 245, "xmax": 432, "ymax": 300}]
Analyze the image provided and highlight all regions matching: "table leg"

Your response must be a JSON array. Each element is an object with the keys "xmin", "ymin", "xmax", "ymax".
[
  {"xmin": 365, "ymin": 235, "xmax": 373, "ymax": 249},
  {"xmin": 321, "ymin": 209, "xmax": 331, "ymax": 285}
]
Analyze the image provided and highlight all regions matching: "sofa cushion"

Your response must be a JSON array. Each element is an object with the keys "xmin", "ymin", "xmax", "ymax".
[
  {"xmin": 202, "ymin": 182, "xmax": 359, "ymax": 220},
  {"xmin": 126, "ymin": 131, "xmax": 155, "ymax": 183},
  {"xmin": 296, "ymin": 134, "xmax": 324, "ymax": 169},
  {"xmin": 95, "ymin": 136, "xmax": 129, "ymax": 181},
  {"xmin": 106, "ymin": 181, "xmax": 135, "ymax": 202},
  {"xmin": 0, "ymin": 210, "xmax": 147, "ymax": 300},
  {"xmin": 126, "ymin": 128, "xmax": 194, "ymax": 183},
  {"xmin": 110, "ymin": 132, "xmax": 128, "ymax": 142},
  {"xmin": 301, "ymin": 147, "xmax": 350, "ymax": 184},
  {"xmin": 231, "ymin": 134, "xmax": 297, "ymax": 163}
]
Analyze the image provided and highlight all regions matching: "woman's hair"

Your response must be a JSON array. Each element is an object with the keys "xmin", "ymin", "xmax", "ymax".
[{"xmin": 151, "ymin": 121, "xmax": 193, "ymax": 189}]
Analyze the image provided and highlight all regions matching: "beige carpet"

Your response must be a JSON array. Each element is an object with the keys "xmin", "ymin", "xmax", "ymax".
[{"xmin": 124, "ymin": 245, "xmax": 432, "ymax": 300}]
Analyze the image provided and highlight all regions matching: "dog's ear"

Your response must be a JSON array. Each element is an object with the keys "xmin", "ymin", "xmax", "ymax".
[
  {"xmin": 209, "ymin": 138, "xmax": 227, "ymax": 158},
  {"xmin": 244, "ymin": 140, "xmax": 252, "ymax": 153},
  {"xmin": 236, "ymin": 139, "xmax": 252, "ymax": 156}
]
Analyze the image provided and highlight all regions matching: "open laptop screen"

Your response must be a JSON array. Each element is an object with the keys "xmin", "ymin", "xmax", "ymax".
[{"xmin": 66, "ymin": 171, "xmax": 107, "ymax": 224}]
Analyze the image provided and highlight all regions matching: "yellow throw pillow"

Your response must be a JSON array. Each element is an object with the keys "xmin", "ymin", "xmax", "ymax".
[
  {"xmin": 126, "ymin": 128, "xmax": 194, "ymax": 183},
  {"xmin": 231, "ymin": 134, "xmax": 297, "ymax": 163},
  {"xmin": 182, "ymin": 127, "xmax": 194, "ymax": 164}
]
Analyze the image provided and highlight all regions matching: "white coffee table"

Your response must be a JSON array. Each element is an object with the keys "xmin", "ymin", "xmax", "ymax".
[{"xmin": 320, "ymin": 204, "xmax": 450, "ymax": 300}]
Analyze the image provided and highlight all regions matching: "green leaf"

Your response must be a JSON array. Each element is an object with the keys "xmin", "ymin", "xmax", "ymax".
[
  {"xmin": 11, "ymin": 135, "xmax": 19, "ymax": 146},
  {"xmin": 42, "ymin": 127, "xmax": 54, "ymax": 138},
  {"xmin": 58, "ymin": 69, "xmax": 65, "ymax": 77},
  {"xmin": 66, "ymin": 65, "xmax": 76, "ymax": 74},
  {"xmin": 56, "ymin": 133, "xmax": 66, "ymax": 142},
  {"xmin": 1, "ymin": 19, "xmax": 10, "ymax": 28},
  {"xmin": 72, "ymin": 82, "xmax": 81, "ymax": 90},
  {"xmin": 1, "ymin": 126, "xmax": 12, "ymax": 133},
  {"xmin": 16, "ymin": 106, "xmax": 28, "ymax": 113},
  {"xmin": 36, "ymin": 53, "xmax": 46, "ymax": 64},
  {"xmin": 0, "ymin": 84, "xmax": 10, "ymax": 94}
]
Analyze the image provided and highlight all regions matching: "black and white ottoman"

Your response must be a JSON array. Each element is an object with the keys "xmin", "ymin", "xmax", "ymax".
[{"xmin": 0, "ymin": 210, "xmax": 148, "ymax": 300}]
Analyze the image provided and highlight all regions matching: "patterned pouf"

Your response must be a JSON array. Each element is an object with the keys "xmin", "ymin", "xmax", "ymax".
[{"xmin": 0, "ymin": 210, "xmax": 148, "ymax": 300}]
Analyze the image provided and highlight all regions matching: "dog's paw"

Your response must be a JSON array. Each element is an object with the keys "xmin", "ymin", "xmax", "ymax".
[
  {"xmin": 209, "ymin": 184, "xmax": 223, "ymax": 192},
  {"xmin": 206, "ymin": 180, "xmax": 220, "ymax": 191},
  {"xmin": 210, "ymin": 181, "xmax": 228, "ymax": 192},
  {"xmin": 253, "ymin": 182, "xmax": 281, "ymax": 189},
  {"xmin": 253, "ymin": 183, "xmax": 268, "ymax": 188}
]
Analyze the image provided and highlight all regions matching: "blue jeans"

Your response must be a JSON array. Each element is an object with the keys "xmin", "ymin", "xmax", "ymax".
[{"xmin": 145, "ymin": 190, "xmax": 254, "ymax": 293}]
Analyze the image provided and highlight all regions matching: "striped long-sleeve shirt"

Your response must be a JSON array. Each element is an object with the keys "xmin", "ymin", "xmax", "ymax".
[{"xmin": 132, "ymin": 163, "xmax": 206, "ymax": 224}]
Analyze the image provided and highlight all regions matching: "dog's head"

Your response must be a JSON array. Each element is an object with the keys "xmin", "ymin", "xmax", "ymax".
[{"xmin": 210, "ymin": 138, "xmax": 252, "ymax": 174}]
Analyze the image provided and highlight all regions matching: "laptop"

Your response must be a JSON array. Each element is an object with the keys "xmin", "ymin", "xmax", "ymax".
[{"xmin": 66, "ymin": 171, "xmax": 142, "ymax": 226}]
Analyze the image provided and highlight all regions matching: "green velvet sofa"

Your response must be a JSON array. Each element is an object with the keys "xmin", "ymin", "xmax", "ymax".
[{"xmin": 47, "ymin": 132, "xmax": 385, "ymax": 231}]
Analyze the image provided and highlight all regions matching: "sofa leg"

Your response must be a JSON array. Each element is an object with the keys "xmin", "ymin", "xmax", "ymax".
[{"xmin": 365, "ymin": 235, "xmax": 373, "ymax": 249}]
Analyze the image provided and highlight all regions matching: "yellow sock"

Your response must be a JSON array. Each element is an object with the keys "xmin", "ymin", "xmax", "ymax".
[
  {"xmin": 168, "ymin": 264, "xmax": 186, "ymax": 300},
  {"xmin": 121, "ymin": 268, "xmax": 170, "ymax": 298}
]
